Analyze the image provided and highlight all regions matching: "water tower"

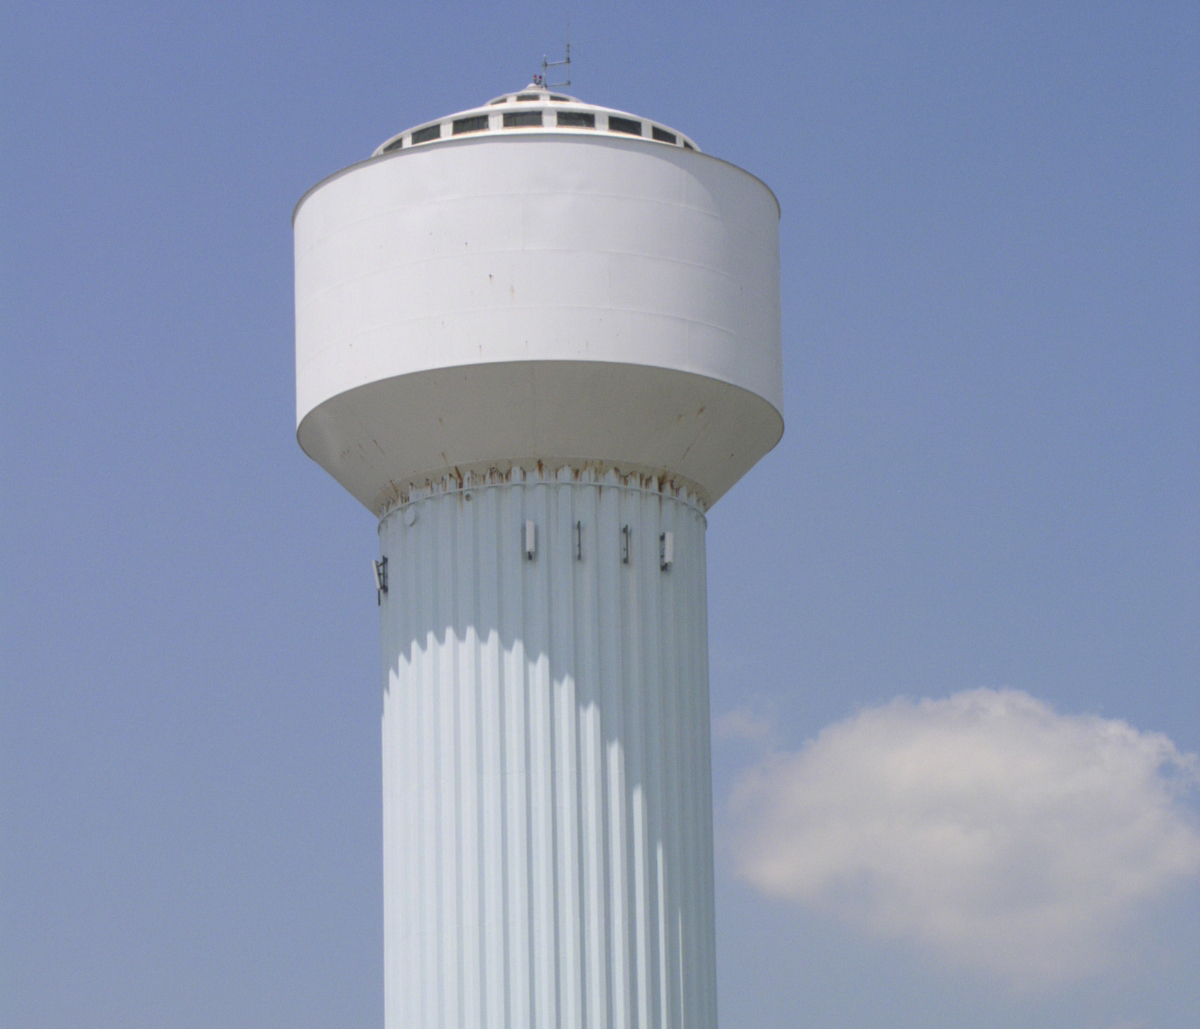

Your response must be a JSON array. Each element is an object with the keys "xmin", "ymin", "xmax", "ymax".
[{"xmin": 294, "ymin": 82, "xmax": 782, "ymax": 1029}]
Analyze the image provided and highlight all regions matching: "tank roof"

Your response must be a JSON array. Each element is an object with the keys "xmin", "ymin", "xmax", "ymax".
[{"xmin": 372, "ymin": 86, "xmax": 699, "ymax": 157}]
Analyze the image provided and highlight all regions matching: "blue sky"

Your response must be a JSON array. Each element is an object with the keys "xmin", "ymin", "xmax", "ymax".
[{"xmin": 2, "ymin": 2, "xmax": 1197, "ymax": 1027}]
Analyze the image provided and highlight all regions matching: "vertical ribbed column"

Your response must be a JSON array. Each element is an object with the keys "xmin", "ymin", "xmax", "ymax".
[{"xmin": 379, "ymin": 467, "xmax": 716, "ymax": 1029}]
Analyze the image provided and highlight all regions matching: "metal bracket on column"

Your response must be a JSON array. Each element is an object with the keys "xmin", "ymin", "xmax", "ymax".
[
  {"xmin": 621, "ymin": 525, "xmax": 631, "ymax": 564},
  {"xmin": 373, "ymin": 557, "xmax": 388, "ymax": 605},
  {"xmin": 524, "ymin": 520, "xmax": 537, "ymax": 560},
  {"xmin": 660, "ymin": 531, "xmax": 674, "ymax": 570}
]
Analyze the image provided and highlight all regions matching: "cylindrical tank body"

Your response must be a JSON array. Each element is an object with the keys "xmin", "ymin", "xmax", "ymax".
[
  {"xmin": 294, "ymin": 88, "xmax": 782, "ymax": 1029},
  {"xmin": 295, "ymin": 94, "xmax": 782, "ymax": 513}
]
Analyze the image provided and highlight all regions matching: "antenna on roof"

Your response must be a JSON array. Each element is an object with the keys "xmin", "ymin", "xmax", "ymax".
[{"xmin": 541, "ymin": 36, "xmax": 571, "ymax": 89}]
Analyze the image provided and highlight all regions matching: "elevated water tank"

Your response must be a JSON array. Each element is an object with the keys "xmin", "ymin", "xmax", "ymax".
[
  {"xmin": 295, "ymin": 86, "xmax": 782, "ymax": 514},
  {"xmin": 294, "ymin": 85, "xmax": 783, "ymax": 1029}
]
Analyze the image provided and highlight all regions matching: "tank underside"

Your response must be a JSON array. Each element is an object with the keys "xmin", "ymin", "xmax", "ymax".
[{"xmin": 299, "ymin": 361, "xmax": 782, "ymax": 514}]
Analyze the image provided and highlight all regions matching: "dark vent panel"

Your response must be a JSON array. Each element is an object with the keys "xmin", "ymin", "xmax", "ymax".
[
  {"xmin": 503, "ymin": 111, "xmax": 543, "ymax": 128},
  {"xmin": 557, "ymin": 111, "xmax": 595, "ymax": 128},
  {"xmin": 608, "ymin": 116, "xmax": 642, "ymax": 136},
  {"xmin": 452, "ymin": 115, "xmax": 489, "ymax": 135}
]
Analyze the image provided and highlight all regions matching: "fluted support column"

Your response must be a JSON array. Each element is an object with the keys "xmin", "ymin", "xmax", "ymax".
[{"xmin": 380, "ymin": 466, "xmax": 717, "ymax": 1029}]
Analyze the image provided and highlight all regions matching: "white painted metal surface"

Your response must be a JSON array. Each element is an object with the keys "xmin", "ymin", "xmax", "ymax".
[
  {"xmin": 380, "ymin": 467, "xmax": 715, "ymax": 1029},
  {"xmin": 294, "ymin": 115, "xmax": 782, "ymax": 513},
  {"xmin": 294, "ymin": 88, "xmax": 782, "ymax": 1029}
]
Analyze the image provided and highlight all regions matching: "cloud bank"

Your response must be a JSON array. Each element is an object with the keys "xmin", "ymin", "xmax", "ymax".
[{"xmin": 728, "ymin": 689, "xmax": 1200, "ymax": 985}]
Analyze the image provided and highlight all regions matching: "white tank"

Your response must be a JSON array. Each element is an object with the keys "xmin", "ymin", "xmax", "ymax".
[{"xmin": 294, "ymin": 85, "xmax": 783, "ymax": 1029}]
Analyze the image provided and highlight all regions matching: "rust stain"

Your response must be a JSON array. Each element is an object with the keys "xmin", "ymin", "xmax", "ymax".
[{"xmin": 376, "ymin": 462, "xmax": 709, "ymax": 520}]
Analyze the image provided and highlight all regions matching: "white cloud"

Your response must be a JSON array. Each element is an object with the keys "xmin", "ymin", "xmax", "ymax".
[
  {"xmin": 728, "ymin": 688, "xmax": 1200, "ymax": 986},
  {"xmin": 713, "ymin": 705, "xmax": 775, "ymax": 746}
]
